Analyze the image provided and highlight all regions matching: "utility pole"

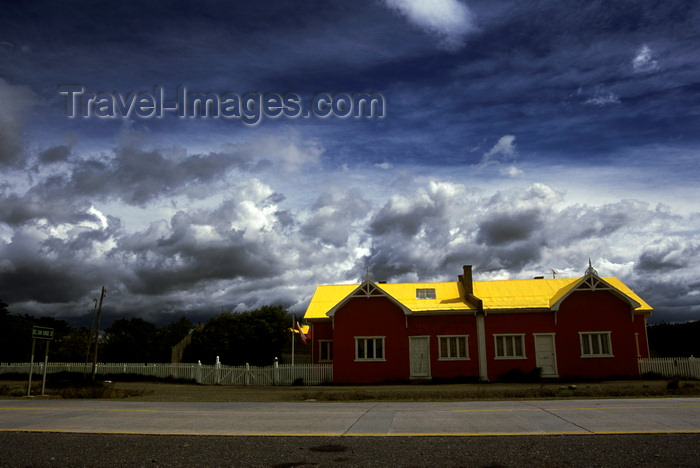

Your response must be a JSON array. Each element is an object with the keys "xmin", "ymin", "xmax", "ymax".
[
  {"xmin": 84, "ymin": 298, "xmax": 98, "ymax": 378},
  {"xmin": 91, "ymin": 286, "xmax": 106, "ymax": 382}
]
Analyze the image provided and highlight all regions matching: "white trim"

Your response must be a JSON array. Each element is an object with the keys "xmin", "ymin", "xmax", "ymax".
[
  {"xmin": 551, "ymin": 270, "xmax": 641, "ymax": 324},
  {"xmin": 409, "ymin": 335, "xmax": 431, "ymax": 379},
  {"xmin": 354, "ymin": 336, "xmax": 386, "ymax": 362},
  {"xmin": 327, "ymin": 278, "xmax": 411, "ymax": 317},
  {"xmin": 579, "ymin": 331, "xmax": 614, "ymax": 358},
  {"xmin": 476, "ymin": 313, "xmax": 488, "ymax": 381},
  {"xmin": 533, "ymin": 333, "xmax": 558, "ymax": 377},
  {"xmin": 493, "ymin": 333, "xmax": 527, "ymax": 360},
  {"xmin": 437, "ymin": 335, "xmax": 470, "ymax": 360}
]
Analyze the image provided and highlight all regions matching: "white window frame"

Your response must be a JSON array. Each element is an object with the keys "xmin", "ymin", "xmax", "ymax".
[
  {"xmin": 579, "ymin": 332, "xmax": 613, "ymax": 357},
  {"xmin": 355, "ymin": 336, "xmax": 386, "ymax": 362},
  {"xmin": 494, "ymin": 334, "xmax": 526, "ymax": 359},
  {"xmin": 319, "ymin": 340, "xmax": 333, "ymax": 362},
  {"xmin": 416, "ymin": 288, "xmax": 437, "ymax": 299},
  {"xmin": 438, "ymin": 335, "xmax": 469, "ymax": 360}
]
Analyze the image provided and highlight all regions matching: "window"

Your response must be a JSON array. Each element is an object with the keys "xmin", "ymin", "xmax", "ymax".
[
  {"xmin": 319, "ymin": 340, "xmax": 333, "ymax": 362},
  {"xmin": 580, "ymin": 332, "xmax": 612, "ymax": 357},
  {"xmin": 355, "ymin": 337, "xmax": 385, "ymax": 361},
  {"xmin": 438, "ymin": 335, "xmax": 469, "ymax": 360},
  {"xmin": 416, "ymin": 288, "xmax": 436, "ymax": 299},
  {"xmin": 494, "ymin": 334, "xmax": 526, "ymax": 359}
]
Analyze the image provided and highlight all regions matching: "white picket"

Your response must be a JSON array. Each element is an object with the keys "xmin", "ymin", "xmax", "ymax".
[
  {"xmin": 0, "ymin": 361, "xmax": 332, "ymax": 386},
  {"xmin": 638, "ymin": 357, "xmax": 700, "ymax": 379}
]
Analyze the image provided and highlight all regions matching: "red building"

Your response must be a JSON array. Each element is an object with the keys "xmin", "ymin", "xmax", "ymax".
[{"xmin": 304, "ymin": 263, "xmax": 653, "ymax": 383}]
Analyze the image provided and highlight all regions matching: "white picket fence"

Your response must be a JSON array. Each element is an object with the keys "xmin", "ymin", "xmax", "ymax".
[
  {"xmin": 638, "ymin": 357, "xmax": 700, "ymax": 379},
  {"xmin": 0, "ymin": 361, "xmax": 332, "ymax": 386}
]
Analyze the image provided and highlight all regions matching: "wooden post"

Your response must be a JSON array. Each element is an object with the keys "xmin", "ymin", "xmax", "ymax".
[
  {"xmin": 27, "ymin": 339, "xmax": 36, "ymax": 396},
  {"xmin": 41, "ymin": 340, "xmax": 50, "ymax": 396},
  {"xmin": 91, "ymin": 286, "xmax": 105, "ymax": 381}
]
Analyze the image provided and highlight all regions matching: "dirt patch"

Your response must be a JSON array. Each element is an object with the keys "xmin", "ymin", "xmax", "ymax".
[{"xmin": 2, "ymin": 379, "xmax": 698, "ymax": 402}]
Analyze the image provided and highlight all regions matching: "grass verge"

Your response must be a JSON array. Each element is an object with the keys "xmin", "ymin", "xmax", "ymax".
[{"xmin": 1, "ymin": 377, "xmax": 698, "ymax": 402}]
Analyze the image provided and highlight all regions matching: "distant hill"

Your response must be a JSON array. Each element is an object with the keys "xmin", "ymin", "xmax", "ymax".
[{"xmin": 648, "ymin": 320, "xmax": 700, "ymax": 357}]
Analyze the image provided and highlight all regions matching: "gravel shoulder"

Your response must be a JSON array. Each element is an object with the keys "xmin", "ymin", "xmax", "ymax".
[{"xmin": 2, "ymin": 378, "xmax": 699, "ymax": 402}]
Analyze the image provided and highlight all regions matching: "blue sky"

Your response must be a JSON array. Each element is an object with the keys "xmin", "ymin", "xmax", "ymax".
[{"xmin": 1, "ymin": 0, "xmax": 698, "ymax": 325}]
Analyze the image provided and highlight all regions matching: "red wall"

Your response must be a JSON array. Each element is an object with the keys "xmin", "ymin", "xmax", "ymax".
[
  {"xmin": 310, "ymin": 288, "xmax": 649, "ymax": 383},
  {"xmin": 406, "ymin": 315, "xmax": 480, "ymax": 380},
  {"xmin": 332, "ymin": 297, "xmax": 409, "ymax": 383},
  {"xmin": 554, "ymin": 290, "xmax": 647, "ymax": 379},
  {"xmin": 484, "ymin": 312, "xmax": 555, "ymax": 381},
  {"xmin": 309, "ymin": 321, "xmax": 333, "ymax": 364}
]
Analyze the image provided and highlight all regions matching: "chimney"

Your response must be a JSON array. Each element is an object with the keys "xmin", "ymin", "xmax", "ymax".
[{"xmin": 461, "ymin": 265, "xmax": 473, "ymax": 295}]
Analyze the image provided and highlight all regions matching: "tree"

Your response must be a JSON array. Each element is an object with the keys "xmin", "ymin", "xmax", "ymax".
[
  {"xmin": 648, "ymin": 321, "xmax": 700, "ymax": 357},
  {"xmin": 0, "ymin": 301, "xmax": 34, "ymax": 362},
  {"xmin": 155, "ymin": 316, "xmax": 194, "ymax": 362},
  {"xmin": 54, "ymin": 326, "xmax": 94, "ymax": 362},
  {"xmin": 183, "ymin": 306, "xmax": 290, "ymax": 366},
  {"xmin": 102, "ymin": 318, "xmax": 159, "ymax": 363}
]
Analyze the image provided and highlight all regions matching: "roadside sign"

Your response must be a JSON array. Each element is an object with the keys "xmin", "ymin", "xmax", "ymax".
[{"xmin": 32, "ymin": 326, "xmax": 54, "ymax": 340}]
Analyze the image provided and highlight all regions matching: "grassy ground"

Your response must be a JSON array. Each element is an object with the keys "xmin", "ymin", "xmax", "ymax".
[{"xmin": 2, "ymin": 378, "xmax": 699, "ymax": 402}]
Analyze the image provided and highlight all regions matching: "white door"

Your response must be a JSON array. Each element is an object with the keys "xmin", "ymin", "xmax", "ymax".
[
  {"xmin": 409, "ymin": 336, "xmax": 430, "ymax": 378},
  {"xmin": 534, "ymin": 334, "xmax": 558, "ymax": 377}
]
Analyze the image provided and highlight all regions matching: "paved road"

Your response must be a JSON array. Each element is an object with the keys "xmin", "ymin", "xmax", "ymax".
[
  {"xmin": 2, "ymin": 398, "xmax": 699, "ymax": 466},
  {"xmin": 1, "ymin": 397, "xmax": 699, "ymax": 435},
  {"xmin": 2, "ymin": 432, "xmax": 699, "ymax": 467}
]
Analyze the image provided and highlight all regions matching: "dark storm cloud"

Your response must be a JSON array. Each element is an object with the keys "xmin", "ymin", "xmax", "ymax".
[
  {"xmin": 116, "ymin": 199, "xmax": 285, "ymax": 295},
  {"xmin": 0, "ymin": 78, "xmax": 34, "ymax": 167},
  {"xmin": 635, "ymin": 237, "xmax": 699, "ymax": 272},
  {"xmin": 68, "ymin": 145, "xmax": 260, "ymax": 206},
  {"xmin": 0, "ymin": 190, "xmax": 95, "ymax": 227},
  {"xmin": 476, "ymin": 210, "xmax": 541, "ymax": 246},
  {"xmin": 38, "ymin": 145, "xmax": 71, "ymax": 164},
  {"xmin": 369, "ymin": 184, "xmax": 454, "ymax": 238},
  {"xmin": 301, "ymin": 191, "xmax": 370, "ymax": 247},
  {"xmin": 0, "ymin": 142, "xmax": 267, "ymax": 227},
  {"xmin": 0, "ymin": 218, "xmax": 119, "ymax": 303}
]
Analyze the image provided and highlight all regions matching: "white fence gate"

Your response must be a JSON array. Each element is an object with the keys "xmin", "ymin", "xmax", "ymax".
[
  {"xmin": 0, "ymin": 362, "xmax": 332, "ymax": 386},
  {"xmin": 638, "ymin": 357, "xmax": 700, "ymax": 379}
]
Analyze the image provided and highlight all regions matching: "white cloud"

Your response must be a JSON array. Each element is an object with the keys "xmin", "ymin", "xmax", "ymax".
[
  {"xmin": 633, "ymin": 44, "xmax": 659, "ymax": 73},
  {"xmin": 584, "ymin": 87, "xmax": 621, "ymax": 106},
  {"xmin": 499, "ymin": 165, "xmax": 522, "ymax": 177},
  {"xmin": 383, "ymin": 0, "xmax": 476, "ymax": 50},
  {"xmin": 478, "ymin": 135, "xmax": 519, "ymax": 173},
  {"xmin": 484, "ymin": 135, "xmax": 517, "ymax": 159}
]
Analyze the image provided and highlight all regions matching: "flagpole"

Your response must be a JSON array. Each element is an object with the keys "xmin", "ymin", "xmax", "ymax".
[{"xmin": 291, "ymin": 315, "xmax": 295, "ymax": 367}]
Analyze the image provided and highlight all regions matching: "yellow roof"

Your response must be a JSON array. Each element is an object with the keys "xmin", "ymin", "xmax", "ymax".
[{"xmin": 304, "ymin": 277, "xmax": 652, "ymax": 320}]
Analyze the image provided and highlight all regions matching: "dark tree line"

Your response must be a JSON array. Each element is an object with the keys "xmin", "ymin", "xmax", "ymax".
[
  {"xmin": 648, "ymin": 320, "xmax": 700, "ymax": 357},
  {"xmin": 1, "ymin": 300, "xmax": 292, "ymax": 365},
  {"xmin": 101, "ymin": 317, "xmax": 194, "ymax": 363},
  {"xmin": 183, "ymin": 305, "xmax": 290, "ymax": 366},
  {"xmin": 1, "ymin": 300, "xmax": 85, "ymax": 363}
]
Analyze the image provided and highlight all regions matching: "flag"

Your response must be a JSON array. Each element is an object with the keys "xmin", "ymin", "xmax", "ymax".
[{"xmin": 294, "ymin": 316, "xmax": 307, "ymax": 345}]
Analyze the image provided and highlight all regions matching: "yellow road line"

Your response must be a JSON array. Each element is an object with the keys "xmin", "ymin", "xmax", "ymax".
[
  {"xmin": 454, "ymin": 405, "xmax": 700, "ymax": 412},
  {"xmin": 1, "ymin": 428, "xmax": 700, "ymax": 436},
  {"xmin": 0, "ymin": 407, "xmax": 157, "ymax": 413}
]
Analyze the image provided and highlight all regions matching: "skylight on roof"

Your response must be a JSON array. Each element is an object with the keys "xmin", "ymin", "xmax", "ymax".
[{"xmin": 416, "ymin": 288, "xmax": 436, "ymax": 299}]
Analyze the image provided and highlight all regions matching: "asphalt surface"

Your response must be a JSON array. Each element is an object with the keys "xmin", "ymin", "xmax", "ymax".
[
  {"xmin": 1, "ymin": 397, "xmax": 699, "ymax": 466},
  {"xmin": 2, "ymin": 398, "xmax": 700, "ymax": 435},
  {"xmin": 1, "ymin": 432, "xmax": 699, "ymax": 467}
]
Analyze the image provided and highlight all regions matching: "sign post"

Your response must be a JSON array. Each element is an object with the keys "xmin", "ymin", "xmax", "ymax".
[{"xmin": 27, "ymin": 326, "xmax": 54, "ymax": 397}]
